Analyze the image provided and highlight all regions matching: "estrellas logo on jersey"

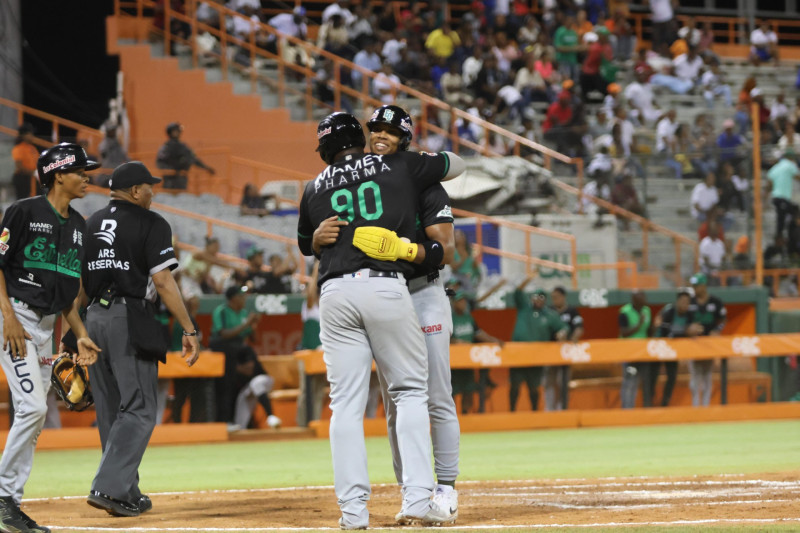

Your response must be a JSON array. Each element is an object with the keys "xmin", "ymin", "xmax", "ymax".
[
  {"xmin": 314, "ymin": 154, "xmax": 390, "ymax": 193},
  {"xmin": 23, "ymin": 237, "xmax": 82, "ymax": 278}
]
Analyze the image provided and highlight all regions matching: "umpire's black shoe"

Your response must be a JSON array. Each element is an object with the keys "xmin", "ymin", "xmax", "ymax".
[
  {"xmin": 87, "ymin": 491, "xmax": 140, "ymax": 517},
  {"xmin": 137, "ymin": 495, "xmax": 152, "ymax": 514},
  {"xmin": 0, "ymin": 495, "xmax": 50, "ymax": 533}
]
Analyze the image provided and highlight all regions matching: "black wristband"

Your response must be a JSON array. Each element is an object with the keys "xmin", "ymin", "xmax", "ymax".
[
  {"xmin": 183, "ymin": 329, "xmax": 198, "ymax": 337},
  {"xmin": 419, "ymin": 240, "xmax": 445, "ymax": 269}
]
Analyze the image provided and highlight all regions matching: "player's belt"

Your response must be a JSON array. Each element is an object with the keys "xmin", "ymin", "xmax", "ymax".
[
  {"xmin": 88, "ymin": 296, "xmax": 128, "ymax": 307},
  {"xmin": 407, "ymin": 271, "xmax": 440, "ymax": 293},
  {"xmin": 341, "ymin": 269, "xmax": 399, "ymax": 279},
  {"xmin": 12, "ymin": 298, "xmax": 50, "ymax": 319}
]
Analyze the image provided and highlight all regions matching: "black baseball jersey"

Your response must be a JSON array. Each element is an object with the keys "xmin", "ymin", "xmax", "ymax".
[
  {"xmin": 247, "ymin": 270, "xmax": 291, "ymax": 294},
  {"xmin": 408, "ymin": 183, "xmax": 453, "ymax": 281},
  {"xmin": 297, "ymin": 151, "xmax": 450, "ymax": 285},
  {"xmin": 657, "ymin": 304, "xmax": 696, "ymax": 338},
  {"xmin": 0, "ymin": 196, "xmax": 86, "ymax": 315},
  {"xmin": 83, "ymin": 200, "xmax": 178, "ymax": 301},
  {"xmin": 552, "ymin": 305, "xmax": 583, "ymax": 338},
  {"xmin": 689, "ymin": 295, "xmax": 727, "ymax": 335}
]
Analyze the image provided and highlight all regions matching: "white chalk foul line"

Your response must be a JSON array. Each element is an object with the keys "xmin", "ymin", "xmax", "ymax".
[{"xmin": 43, "ymin": 517, "xmax": 800, "ymax": 532}]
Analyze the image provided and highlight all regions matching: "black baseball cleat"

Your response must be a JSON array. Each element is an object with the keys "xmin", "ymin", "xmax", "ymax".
[
  {"xmin": 87, "ymin": 491, "xmax": 140, "ymax": 517},
  {"xmin": 137, "ymin": 495, "xmax": 152, "ymax": 514},
  {"xmin": 0, "ymin": 495, "xmax": 50, "ymax": 532}
]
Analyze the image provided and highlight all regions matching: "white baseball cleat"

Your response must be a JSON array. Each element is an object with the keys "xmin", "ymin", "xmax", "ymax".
[
  {"xmin": 267, "ymin": 414, "xmax": 282, "ymax": 428},
  {"xmin": 339, "ymin": 517, "xmax": 367, "ymax": 530},
  {"xmin": 433, "ymin": 488, "xmax": 458, "ymax": 522},
  {"xmin": 395, "ymin": 499, "xmax": 456, "ymax": 526}
]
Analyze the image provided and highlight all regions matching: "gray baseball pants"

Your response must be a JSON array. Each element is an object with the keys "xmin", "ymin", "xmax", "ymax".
[
  {"xmin": 86, "ymin": 301, "xmax": 158, "ymax": 503},
  {"xmin": 320, "ymin": 270, "xmax": 433, "ymax": 529},
  {"xmin": 0, "ymin": 302, "xmax": 55, "ymax": 503},
  {"xmin": 380, "ymin": 276, "xmax": 459, "ymax": 484}
]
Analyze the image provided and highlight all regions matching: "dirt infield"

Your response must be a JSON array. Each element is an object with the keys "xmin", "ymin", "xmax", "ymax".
[{"xmin": 26, "ymin": 472, "xmax": 800, "ymax": 531}]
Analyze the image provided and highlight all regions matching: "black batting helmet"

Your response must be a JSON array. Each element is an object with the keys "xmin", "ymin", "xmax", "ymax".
[
  {"xmin": 316, "ymin": 112, "xmax": 366, "ymax": 165},
  {"xmin": 367, "ymin": 105, "xmax": 413, "ymax": 151},
  {"xmin": 37, "ymin": 143, "xmax": 100, "ymax": 189}
]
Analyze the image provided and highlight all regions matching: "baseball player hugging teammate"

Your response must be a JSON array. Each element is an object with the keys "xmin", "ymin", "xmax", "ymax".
[
  {"xmin": 313, "ymin": 105, "xmax": 461, "ymax": 518},
  {"xmin": 297, "ymin": 112, "xmax": 465, "ymax": 529},
  {"xmin": 0, "ymin": 143, "xmax": 101, "ymax": 533}
]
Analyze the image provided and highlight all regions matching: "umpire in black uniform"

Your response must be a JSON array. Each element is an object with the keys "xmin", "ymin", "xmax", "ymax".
[{"xmin": 83, "ymin": 162, "xmax": 199, "ymax": 517}]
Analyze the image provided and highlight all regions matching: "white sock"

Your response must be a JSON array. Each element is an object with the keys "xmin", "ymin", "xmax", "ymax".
[{"xmin": 435, "ymin": 484, "xmax": 454, "ymax": 494}]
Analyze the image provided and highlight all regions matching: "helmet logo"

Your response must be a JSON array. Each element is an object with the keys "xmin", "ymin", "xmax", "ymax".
[
  {"xmin": 383, "ymin": 109, "xmax": 395, "ymax": 121},
  {"xmin": 370, "ymin": 110, "xmax": 380, "ymax": 121},
  {"xmin": 42, "ymin": 154, "xmax": 76, "ymax": 174},
  {"xmin": 317, "ymin": 127, "xmax": 332, "ymax": 139},
  {"xmin": 401, "ymin": 118, "xmax": 412, "ymax": 131}
]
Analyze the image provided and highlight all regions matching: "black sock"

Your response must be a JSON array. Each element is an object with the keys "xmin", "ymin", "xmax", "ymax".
[
  {"xmin": 258, "ymin": 393, "xmax": 273, "ymax": 416},
  {"xmin": 438, "ymin": 480, "xmax": 455, "ymax": 488}
]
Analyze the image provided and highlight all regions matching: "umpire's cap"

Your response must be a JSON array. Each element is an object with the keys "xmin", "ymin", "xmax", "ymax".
[
  {"xmin": 37, "ymin": 143, "xmax": 100, "ymax": 189},
  {"xmin": 367, "ymin": 105, "xmax": 413, "ymax": 151},
  {"xmin": 109, "ymin": 161, "xmax": 162, "ymax": 190},
  {"xmin": 316, "ymin": 112, "xmax": 365, "ymax": 165}
]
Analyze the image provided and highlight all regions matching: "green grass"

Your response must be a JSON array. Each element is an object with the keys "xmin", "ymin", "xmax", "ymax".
[{"xmin": 25, "ymin": 419, "xmax": 800, "ymax": 498}]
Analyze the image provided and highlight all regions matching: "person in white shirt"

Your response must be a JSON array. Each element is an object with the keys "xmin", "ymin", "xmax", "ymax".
[
  {"xmin": 677, "ymin": 17, "xmax": 701, "ymax": 47},
  {"xmin": 351, "ymin": 39, "xmax": 382, "ymax": 88},
  {"xmin": 382, "ymin": 29, "xmax": 406, "ymax": 67},
  {"xmin": 672, "ymin": 47, "xmax": 703, "ymax": 84},
  {"xmin": 655, "ymin": 109, "xmax": 677, "ymax": 153},
  {"xmin": 700, "ymin": 59, "xmax": 732, "ymax": 108},
  {"xmin": 691, "ymin": 172, "xmax": 720, "ymax": 222},
  {"xmin": 462, "ymin": 47, "xmax": 484, "ymax": 89},
  {"xmin": 770, "ymin": 92, "xmax": 789, "ymax": 123},
  {"xmin": 322, "ymin": 0, "xmax": 355, "ymax": 26},
  {"xmin": 624, "ymin": 67, "xmax": 662, "ymax": 125},
  {"xmin": 750, "ymin": 19, "xmax": 779, "ymax": 65},
  {"xmin": 372, "ymin": 61, "xmax": 400, "ymax": 105},
  {"xmin": 648, "ymin": 0, "xmax": 676, "ymax": 49},
  {"xmin": 699, "ymin": 220, "xmax": 727, "ymax": 274}
]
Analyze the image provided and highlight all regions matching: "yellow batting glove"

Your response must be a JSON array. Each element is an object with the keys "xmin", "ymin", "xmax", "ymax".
[{"xmin": 353, "ymin": 226, "xmax": 418, "ymax": 262}]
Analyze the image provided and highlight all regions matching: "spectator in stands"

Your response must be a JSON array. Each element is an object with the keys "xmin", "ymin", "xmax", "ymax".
[
  {"xmin": 296, "ymin": 261, "xmax": 328, "ymax": 426},
  {"xmin": 688, "ymin": 273, "xmax": 727, "ymax": 405},
  {"xmin": 673, "ymin": 45, "xmax": 703, "ymax": 87},
  {"xmin": 619, "ymin": 290, "xmax": 654, "ymax": 409},
  {"xmin": 650, "ymin": 50, "xmax": 694, "ymax": 95},
  {"xmin": 517, "ymin": 14, "xmax": 541, "ymax": 47},
  {"xmin": 449, "ymin": 291, "xmax": 499, "ymax": 414},
  {"xmin": 317, "ymin": 13, "xmax": 351, "ymax": 58},
  {"xmin": 473, "ymin": 53, "xmax": 506, "ymax": 102},
  {"xmin": 651, "ymin": 289, "xmax": 703, "ymax": 407},
  {"xmin": 767, "ymin": 149, "xmax": 800, "ymax": 241},
  {"xmin": 698, "ymin": 205, "xmax": 727, "ymax": 242},
  {"xmin": 698, "ymin": 21, "xmax": 717, "ymax": 58},
  {"xmin": 580, "ymin": 26, "xmax": 614, "ymax": 102},
  {"xmin": 691, "ymin": 171, "xmax": 720, "ymax": 223},
  {"xmin": 348, "ymin": 3, "xmax": 375, "ymax": 50},
  {"xmin": 624, "ymin": 66, "xmax": 662, "ymax": 125},
  {"xmin": 771, "ymin": 92, "xmax": 790, "ymax": 128},
  {"xmin": 180, "ymin": 236, "xmax": 239, "ymax": 297},
  {"xmin": 677, "ymin": 16, "xmax": 701, "ymax": 48},
  {"xmin": 544, "ymin": 286, "xmax": 583, "ymax": 411},
  {"xmin": 351, "ymin": 38, "xmax": 382, "ymax": 89},
  {"xmin": 96, "ymin": 125, "xmax": 129, "ymax": 187},
  {"xmin": 257, "ymin": 244, "xmax": 297, "ymax": 294},
  {"xmin": 462, "ymin": 45, "xmax": 484, "ymax": 91},
  {"xmin": 647, "ymin": 0, "xmax": 677, "ymax": 50},
  {"xmin": 210, "ymin": 286, "xmax": 281, "ymax": 430},
  {"xmin": 700, "ymin": 58, "xmax": 732, "ymax": 108},
  {"xmin": 611, "ymin": 170, "xmax": 645, "ymax": 226},
  {"xmin": 492, "ymin": 31, "xmax": 521, "ymax": 77},
  {"xmin": 514, "ymin": 54, "xmax": 549, "ymax": 104},
  {"xmin": 655, "ymin": 109, "xmax": 681, "ymax": 178},
  {"xmin": 581, "ymin": 170, "xmax": 611, "ymax": 226},
  {"xmin": 156, "ymin": 122, "xmax": 215, "ymax": 190},
  {"xmin": 699, "ymin": 219, "xmax": 727, "ymax": 280},
  {"xmin": 716, "ymin": 119, "xmax": 746, "ymax": 167},
  {"xmin": 717, "ymin": 165, "xmax": 745, "ymax": 213},
  {"xmin": 510, "ymin": 276, "xmax": 567, "ymax": 412},
  {"xmin": 452, "ymin": 229, "xmax": 482, "ymax": 297},
  {"xmin": 764, "ymin": 235, "xmax": 789, "ymax": 268},
  {"xmin": 554, "ymin": 15, "xmax": 582, "ymax": 83},
  {"xmin": 750, "ymin": 88, "xmax": 776, "ymax": 140},
  {"xmin": 10, "ymin": 123, "xmax": 40, "ymax": 199},
  {"xmin": 425, "ymin": 20, "xmax": 460, "ymax": 60},
  {"xmin": 749, "ymin": 19, "xmax": 779, "ymax": 66},
  {"xmin": 542, "ymin": 90, "xmax": 576, "ymax": 154},
  {"xmin": 240, "ymin": 183, "xmax": 270, "ymax": 216},
  {"xmin": 441, "ymin": 61, "xmax": 471, "ymax": 106},
  {"xmin": 322, "ymin": 0, "xmax": 354, "ymax": 26},
  {"xmin": 373, "ymin": 60, "xmax": 401, "ymax": 105},
  {"xmin": 610, "ymin": 8, "xmax": 635, "ymax": 61}
]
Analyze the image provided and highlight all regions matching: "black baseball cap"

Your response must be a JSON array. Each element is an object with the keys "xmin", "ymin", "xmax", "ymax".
[
  {"xmin": 225, "ymin": 285, "xmax": 248, "ymax": 300},
  {"xmin": 109, "ymin": 161, "xmax": 162, "ymax": 190}
]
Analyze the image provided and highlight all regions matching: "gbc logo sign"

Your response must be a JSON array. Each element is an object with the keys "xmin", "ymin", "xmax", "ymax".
[
  {"xmin": 578, "ymin": 288, "xmax": 609, "ymax": 308},
  {"xmin": 647, "ymin": 339, "xmax": 677, "ymax": 360},
  {"xmin": 469, "ymin": 345, "xmax": 502, "ymax": 367},
  {"xmin": 560, "ymin": 342, "xmax": 591, "ymax": 363},
  {"xmin": 254, "ymin": 294, "xmax": 288, "ymax": 315},
  {"xmin": 732, "ymin": 336, "xmax": 761, "ymax": 357}
]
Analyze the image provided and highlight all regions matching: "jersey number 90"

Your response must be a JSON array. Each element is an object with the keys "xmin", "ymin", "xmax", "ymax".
[{"xmin": 330, "ymin": 181, "xmax": 384, "ymax": 222}]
